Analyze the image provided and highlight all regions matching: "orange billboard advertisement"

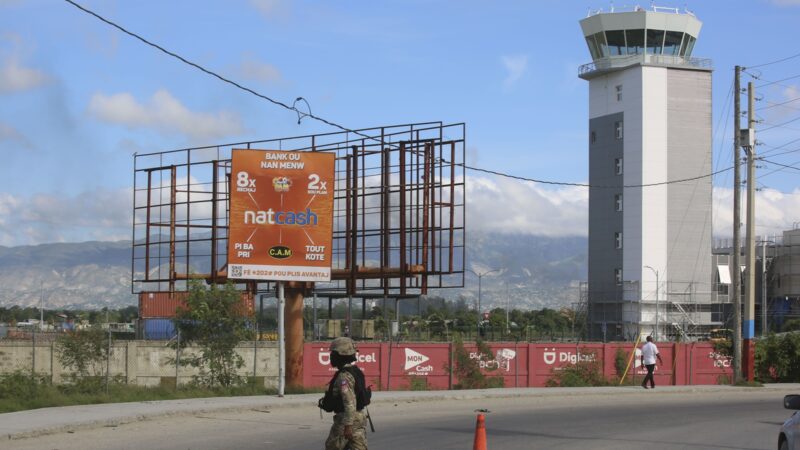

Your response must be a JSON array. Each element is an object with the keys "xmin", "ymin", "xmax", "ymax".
[{"xmin": 227, "ymin": 149, "xmax": 335, "ymax": 282}]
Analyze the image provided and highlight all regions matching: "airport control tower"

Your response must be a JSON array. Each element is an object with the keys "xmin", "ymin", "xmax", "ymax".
[{"xmin": 579, "ymin": 6, "xmax": 715, "ymax": 341}]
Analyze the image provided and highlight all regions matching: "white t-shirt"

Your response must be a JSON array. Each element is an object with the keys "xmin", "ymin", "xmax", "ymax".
[{"xmin": 641, "ymin": 341, "xmax": 659, "ymax": 365}]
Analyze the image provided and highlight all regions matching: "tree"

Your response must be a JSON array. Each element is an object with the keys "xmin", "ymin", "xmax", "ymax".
[
  {"xmin": 57, "ymin": 327, "xmax": 110, "ymax": 380},
  {"xmin": 172, "ymin": 281, "xmax": 255, "ymax": 388}
]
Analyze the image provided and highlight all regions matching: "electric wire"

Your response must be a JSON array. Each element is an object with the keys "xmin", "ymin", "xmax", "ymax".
[
  {"xmin": 759, "ymin": 114, "xmax": 800, "ymax": 132},
  {"xmin": 65, "ymin": 0, "xmax": 735, "ymax": 191},
  {"xmin": 747, "ymin": 51, "xmax": 800, "ymax": 69}
]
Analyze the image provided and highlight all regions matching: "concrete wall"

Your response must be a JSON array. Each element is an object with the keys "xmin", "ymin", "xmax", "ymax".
[{"xmin": 0, "ymin": 341, "xmax": 279, "ymax": 388}]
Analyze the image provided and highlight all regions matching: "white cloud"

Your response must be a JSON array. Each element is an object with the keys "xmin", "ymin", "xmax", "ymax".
[
  {"xmin": 712, "ymin": 186, "xmax": 800, "ymax": 239},
  {"xmin": 88, "ymin": 89, "xmax": 244, "ymax": 140},
  {"xmin": 466, "ymin": 175, "xmax": 588, "ymax": 236},
  {"xmin": 0, "ymin": 56, "xmax": 48, "ymax": 93},
  {"xmin": 0, "ymin": 121, "xmax": 32, "ymax": 150},
  {"xmin": 0, "ymin": 189, "xmax": 132, "ymax": 246},
  {"xmin": 240, "ymin": 58, "xmax": 284, "ymax": 84},
  {"xmin": 501, "ymin": 55, "xmax": 528, "ymax": 89},
  {"xmin": 249, "ymin": 0, "xmax": 290, "ymax": 19}
]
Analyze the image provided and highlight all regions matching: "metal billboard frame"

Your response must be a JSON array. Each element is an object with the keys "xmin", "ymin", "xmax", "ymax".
[{"xmin": 131, "ymin": 122, "xmax": 466, "ymax": 298}]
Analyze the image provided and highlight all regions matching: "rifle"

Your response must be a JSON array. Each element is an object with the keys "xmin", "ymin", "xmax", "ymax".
[{"xmin": 365, "ymin": 406, "xmax": 375, "ymax": 432}]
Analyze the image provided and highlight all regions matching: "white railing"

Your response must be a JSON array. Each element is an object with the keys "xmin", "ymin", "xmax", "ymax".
[
  {"xmin": 587, "ymin": 4, "xmax": 690, "ymax": 17},
  {"xmin": 579, "ymin": 54, "xmax": 713, "ymax": 76}
]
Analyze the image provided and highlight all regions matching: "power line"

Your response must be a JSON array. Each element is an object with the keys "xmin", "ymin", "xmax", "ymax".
[
  {"xmin": 757, "ymin": 96, "xmax": 800, "ymax": 112},
  {"xmin": 64, "ymin": 0, "xmax": 736, "ymax": 191},
  {"xmin": 462, "ymin": 164, "xmax": 732, "ymax": 189},
  {"xmin": 63, "ymin": 0, "xmax": 383, "ymax": 147},
  {"xmin": 747, "ymin": 51, "xmax": 800, "ymax": 69},
  {"xmin": 761, "ymin": 158, "xmax": 800, "ymax": 173},
  {"xmin": 760, "ymin": 114, "xmax": 800, "ymax": 132},
  {"xmin": 756, "ymin": 73, "xmax": 800, "ymax": 89}
]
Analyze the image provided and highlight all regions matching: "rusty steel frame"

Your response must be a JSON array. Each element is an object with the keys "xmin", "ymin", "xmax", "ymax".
[{"xmin": 131, "ymin": 122, "xmax": 466, "ymax": 297}]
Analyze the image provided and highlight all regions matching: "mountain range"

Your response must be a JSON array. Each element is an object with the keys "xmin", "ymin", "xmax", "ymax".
[{"xmin": 0, "ymin": 234, "xmax": 587, "ymax": 311}]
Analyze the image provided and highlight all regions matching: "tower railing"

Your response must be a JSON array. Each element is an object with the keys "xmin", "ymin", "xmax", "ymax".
[{"xmin": 579, "ymin": 54, "xmax": 712, "ymax": 77}]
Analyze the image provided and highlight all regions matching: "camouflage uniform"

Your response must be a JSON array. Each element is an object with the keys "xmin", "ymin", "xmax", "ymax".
[{"xmin": 324, "ymin": 337, "xmax": 368, "ymax": 450}]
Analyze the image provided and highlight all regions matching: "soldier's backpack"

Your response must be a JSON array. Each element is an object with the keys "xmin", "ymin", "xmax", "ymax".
[{"xmin": 318, "ymin": 365, "xmax": 372, "ymax": 412}]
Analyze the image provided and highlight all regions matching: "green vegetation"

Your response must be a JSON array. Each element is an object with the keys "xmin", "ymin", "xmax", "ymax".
[
  {"xmin": 0, "ymin": 370, "xmax": 282, "ymax": 414},
  {"xmin": 57, "ymin": 327, "xmax": 111, "ymax": 379},
  {"xmin": 172, "ymin": 281, "xmax": 255, "ymax": 388},
  {"xmin": 448, "ymin": 334, "xmax": 504, "ymax": 389},
  {"xmin": 756, "ymin": 332, "xmax": 800, "ymax": 382},
  {"xmin": 545, "ymin": 349, "xmax": 610, "ymax": 387},
  {"xmin": 0, "ymin": 305, "xmax": 137, "ymax": 327}
]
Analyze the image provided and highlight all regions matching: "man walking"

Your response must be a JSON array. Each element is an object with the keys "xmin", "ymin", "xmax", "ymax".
[{"xmin": 640, "ymin": 335, "xmax": 663, "ymax": 389}]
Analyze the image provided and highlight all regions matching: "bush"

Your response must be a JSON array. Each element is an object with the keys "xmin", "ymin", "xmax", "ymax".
[
  {"xmin": 448, "ymin": 334, "xmax": 504, "ymax": 390},
  {"xmin": 546, "ymin": 349, "xmax": 610, "ymax": 387},
  {"xmin": 57, "ymin": 327, "xmax": 111, "ymax": 379},
  {"xmin": 756, "ymin": 332, "xmax": 800, "ymax": 382},
  {"xmin": 173, "ymin": 281, "xmax": 255, "ymax": 388}
]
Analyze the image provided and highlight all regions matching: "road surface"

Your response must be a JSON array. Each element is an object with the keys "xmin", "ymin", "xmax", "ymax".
[{"xmin": 4, "ymin": 387, "xmax": 795, "ymax": 450}]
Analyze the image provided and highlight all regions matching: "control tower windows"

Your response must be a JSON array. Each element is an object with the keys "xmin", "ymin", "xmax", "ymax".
[
  {"xmin": 606, "ymin": 30, "xmax": 627, "ymax": 56},
  {"xmin": 593, "ymin": 32, "xmax": 608, "ymax": 58},
  {"xmin": 663, "ymin": 31, "xmax": 683, "ymax": 56},
  {"xmin": 586, "ymin": 35, "xmax": 601, "ymax": 60},
  {"xmin": 625, "ymin": 29, "xmax": 644, "ymax": 55},
  {"xmin": 646, "ymin": 29, "xmax": 665, "ymax": 54},
  {"xmin": 681, "ymin": 35, "xmax": 696, "ymax": 57}
]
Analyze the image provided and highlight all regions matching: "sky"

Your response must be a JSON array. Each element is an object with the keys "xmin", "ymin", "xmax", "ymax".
[{"xmin": 0, "ymin": 0, "xmax": 799, "ymax": 247}]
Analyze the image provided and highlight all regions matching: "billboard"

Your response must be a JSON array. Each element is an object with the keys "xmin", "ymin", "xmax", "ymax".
[{"xmin": 227, "ymin": 149, "xmax": 335, "ymax": 282}]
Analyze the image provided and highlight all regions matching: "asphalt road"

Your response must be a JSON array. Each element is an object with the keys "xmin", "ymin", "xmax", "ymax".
[{"xmin": 4, "ymin": 388, "xmax": 795, "ymax": 450}]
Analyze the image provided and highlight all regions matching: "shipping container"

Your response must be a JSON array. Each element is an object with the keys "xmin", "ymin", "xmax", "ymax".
[
  {"xmin": 141, "ymin": 318, "xmax": 177, "ymax": 341},
  {"xmin": 139, "ymin": 291, "xmax": 255, "ymax": 319}
]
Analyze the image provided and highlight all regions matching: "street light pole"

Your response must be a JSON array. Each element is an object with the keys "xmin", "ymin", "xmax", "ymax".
[
  {"xmin": 466, "ymin": 268, "xmax": 501, "ymax": 338},
  {"xmin": 644, "ymin": 266, "xmax": 659, "ymax": 341}
]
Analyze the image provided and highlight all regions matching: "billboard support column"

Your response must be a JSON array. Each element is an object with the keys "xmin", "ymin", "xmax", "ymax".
[
  {"xmin": 278, "ymin": 281, "xmax": 285, "ymax": 396},
  {"xmin": 285, "ymin": 286, "xmax": 304, "ymax": 388}
]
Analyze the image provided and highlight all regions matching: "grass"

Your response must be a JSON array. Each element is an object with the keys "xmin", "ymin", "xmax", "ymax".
[{"xmin": 0, "ymin": 371, "xmax": 322, "ymax": 414}]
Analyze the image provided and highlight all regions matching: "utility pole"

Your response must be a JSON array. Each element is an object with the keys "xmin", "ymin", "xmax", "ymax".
[
  {"xmin": 732, "ymin": 65, "xmax": 743, "ymax": 384},
  {"xmin": 743, "ymin": 80, "xmax": 757, "ymax": 381},
  {"xmin": 762, "ymin": 238, "xmax": 769, "ymax": 336}
]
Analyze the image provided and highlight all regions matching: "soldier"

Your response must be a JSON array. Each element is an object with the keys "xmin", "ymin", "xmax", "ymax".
[{"xmin": 323, "ymin": 337, "xmax": 368, "ymax": 450}]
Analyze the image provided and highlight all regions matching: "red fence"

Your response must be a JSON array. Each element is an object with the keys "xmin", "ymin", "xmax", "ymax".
[{"xmin": 303, "ymin": 342, "xmax": 732, "ymax": 390}]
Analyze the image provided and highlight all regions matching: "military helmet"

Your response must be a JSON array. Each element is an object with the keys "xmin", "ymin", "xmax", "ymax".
[{"xmin": 330, "ymin": 337, "xmax": 357, "ymax": 356}]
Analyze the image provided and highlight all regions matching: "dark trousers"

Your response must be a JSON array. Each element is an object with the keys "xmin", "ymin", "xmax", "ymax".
[{"xmin": 642, "ymin": 364, "xmax": 656, "ymax": 387}]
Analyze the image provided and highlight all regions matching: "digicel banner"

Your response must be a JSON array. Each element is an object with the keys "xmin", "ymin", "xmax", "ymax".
[{"xmin": 227, "ymin": 149, "xmax": 335, "ymax": 282}]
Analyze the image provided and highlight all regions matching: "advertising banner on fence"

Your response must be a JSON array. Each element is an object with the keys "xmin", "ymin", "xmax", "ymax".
[
  {"xmin": 302, "ymin": 342, "xmax": 730, "ymax": 390},
  {"xmin": 228, "ymin": 149, "xmax": 335, "ymax": 282}
]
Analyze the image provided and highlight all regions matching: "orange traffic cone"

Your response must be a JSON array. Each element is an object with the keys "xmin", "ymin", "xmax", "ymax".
[{"xmin": 473, "ymin": 413, "xmax": 487, "ymax": 450}]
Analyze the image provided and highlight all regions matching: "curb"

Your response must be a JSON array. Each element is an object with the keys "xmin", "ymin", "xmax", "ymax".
[{"xmin": 4, "ymin": 384, "xmax": 797, "ymax": 440}]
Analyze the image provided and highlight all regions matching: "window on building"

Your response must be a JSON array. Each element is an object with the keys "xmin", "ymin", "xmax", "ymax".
[
  {"xmin": 615, "ymin": 121, "xmax": 623, "ymax": 139},
  {"xmin": 625, "ymin": 29, "xmax": 644, "ymax": 55},
  {"xmin": 605, "ymin": 30, "xmax": 627, "ymax": 56},
  {"xmin": 646, "ymin": 29, "xmax": 665, "ymax": 54},
  {"xmin": 663, "ymin": 31, "xmax": 684, "ymax": 56},
  {"xmin": 614, "ymin": 268, "xmax": 623, "ymax": 285},
  {"xmin": 590, "ymin": 130, "xmax": 596, "ymax": 144},
  {"xmin": 615, "ymin": 85, "xmax": 622, "ymax": 101},
  {"xmin": 614, "ymin": 232, "xmax": 623, "ymax": 249},
  {"xmin": 614, "ymin": 157, "xmax": 623, "ymax": 175},
  {"xmin": 614, "ymin": 193, "xmax": 623, "ymax": 211}
]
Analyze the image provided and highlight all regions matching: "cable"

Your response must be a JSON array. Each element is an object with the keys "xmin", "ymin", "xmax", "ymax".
[
  {"xmin": 757, "ymin": 96, "xmax": 800, "ymax": 112},
  {"xmin": 63, "ymin": 0, "xmax": 386, "ymax": 148},
  {"xmin": 756, "ymin": 73, "xmax": 800, "ymax": 89},
  {"xmin": 64, "ymin": 0, "xmax": 735, "ymax": 191},
  {"xmin": 761, "ymin": 158, "xmax": 800, "ymax": 173},
  {"xmin": 759, "ymin": 114, "xmax": 800, "ymax": 132},
  {"xmin": 461, "ymin": 164, "xmax": 732, "ymax": 189},
  {"xmin": 747, "ymin": 52, "xmax": 800, "ymax": 70}
]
